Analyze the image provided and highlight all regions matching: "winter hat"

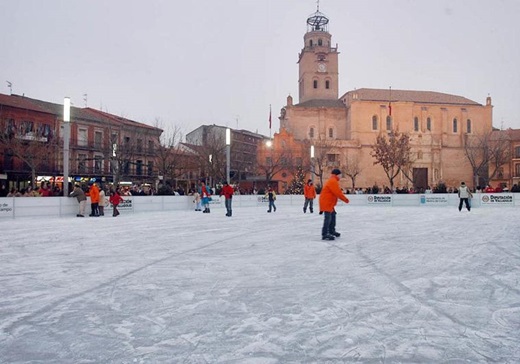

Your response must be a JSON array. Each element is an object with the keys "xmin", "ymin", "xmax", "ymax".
[
  {"xmin": 461, "ymin": 181, "xmax": 466, "ymax": 185},
  {"xmin": 331, "ymin": 168, "xmax": 341, "ymax": 175},
  {"xmin": 307, "ymin": 179, "xmax": 312, "ymax": 183}
]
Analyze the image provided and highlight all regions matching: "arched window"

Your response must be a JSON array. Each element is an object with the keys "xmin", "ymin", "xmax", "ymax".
[
  {"xmin": 309, "ymin": 127, "xmax": 315, "ymax": 139},
  {"xmin": 309, "ymin": 40, "xmax": 313, "ymax": 47},
  {"xmin": 328, "ymin": 128, "xmax": 334, "ymax": 138},
  {"xmin": 466, "ymin": 119, "xmax": 472, "ymax": 133},
  {"xmin": 417, "ymin": 151, "xmax": 423, "ymax": 160},
  {"xmin": 453, "ymin": 118, "xmax": 458, "ymax": 133},
  {"xmin": 325, "ymin": 80, "xmax": 330, "ymax": 89},
  {"xmin": 426, "ymin": 117, "xmax": 432, "ymax": 131},
  {"xmin": 414, "ymin": 117, "xmax": 419, "ymax": 132},
  {"xmin": 318, "ymin": 39, "xmax": 323, "ymax": 46},
  {"xmin": 372, "ymin": 115, "xmax": 378, "ymax": 130},
  {"xmin": 313, "ymin": 80, "xmax": 318, "ymax": 89},
  {"xmin": 386, "ymin": 116, "xmax": 392, "ymax": 130}
]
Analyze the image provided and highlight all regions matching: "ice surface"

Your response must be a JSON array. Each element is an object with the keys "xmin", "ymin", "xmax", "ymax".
[{"xmin": 1, "ymin": 205, "xmax": 519, "ymax": 363}]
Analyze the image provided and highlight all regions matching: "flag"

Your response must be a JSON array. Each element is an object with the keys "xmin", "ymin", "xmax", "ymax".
[
  {"xmin": 269, "ymin": 105, "xmax": 272, "ymax": 129},
  {"xmin": 388, "ymin": 86, "xmax": 392, "ymax": 116},
  {"xmin": 388, "ymin": 104, "xmax": 392, "ymax": 116}
]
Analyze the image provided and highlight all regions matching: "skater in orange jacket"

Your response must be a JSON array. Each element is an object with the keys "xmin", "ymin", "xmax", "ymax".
[{"xmin": 319, "ymin": 169, "xmax": 350, "ymax": 241}]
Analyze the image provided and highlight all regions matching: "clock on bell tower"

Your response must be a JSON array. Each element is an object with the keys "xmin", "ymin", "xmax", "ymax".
[{"xmin": 297, "ymin": 6, "xmax": 339, "ymax": 103}]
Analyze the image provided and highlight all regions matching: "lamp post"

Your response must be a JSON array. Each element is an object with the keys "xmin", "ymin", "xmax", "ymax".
[
  {"xmin": 310, "ymin": 145, "xmax": 315, "ymax": 184},
  {"xmin": 226, "ymin": 128, "xmax": 231, "ymax": 184},
  {"xmin": 63, "ymin": 97, "xmax": 71, "ymax": 196},
  {"xmin": 208, "ymin": 154, "xmax": 213, "ymax": 188}
]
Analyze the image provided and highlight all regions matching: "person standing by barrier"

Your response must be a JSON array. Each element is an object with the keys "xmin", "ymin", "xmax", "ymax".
[
  {"xmin": 458, "ymin": 181, "xmax": 473, "ymax": 212},
  {"xmin": 319, "ymin": 169, "xmax": 350, "ymax": 241},
  {"xmin": 265, "ymin": 186, "xmax": 277, "ymax": 213},
  {"xmin": 69, "ymin": 183, "xmax": 87, "ymax": 217},
  {"xmin": 98, "ymin": 186, "xmax": 106, "ymax": 216},
  {"xmin": 109, "ymin": 188, "xmax": 124, "ymax": 217},
  {"xmin": 88, "ymin": 182, "xmax": 100, "ymax": 217},
  {"xmin": 303, "ymin": 179, "xmax": 316, "ymax": 213},
  {"xmin": 220, "ymin": 181, "xmax": 234, "ymax": 217},
  {"xmin": 200, "ymin": 180, "xmax": 212, "ymax": 213}
]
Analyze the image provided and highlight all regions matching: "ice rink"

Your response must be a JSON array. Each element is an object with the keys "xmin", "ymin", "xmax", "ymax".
[{"xmin": 1, "ymin": 204, "xmax": 519, "ymax": 363}]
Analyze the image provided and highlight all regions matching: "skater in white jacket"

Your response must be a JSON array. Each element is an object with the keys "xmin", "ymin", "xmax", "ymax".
[{"xmin": 458, "ymin": 181, "xmax": 473, "ymax": 211}]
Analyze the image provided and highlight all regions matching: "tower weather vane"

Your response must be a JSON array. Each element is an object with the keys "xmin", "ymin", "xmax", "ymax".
[{"xmin": 6, "ymin": 81, "xmax": 12, "ymax": 94}]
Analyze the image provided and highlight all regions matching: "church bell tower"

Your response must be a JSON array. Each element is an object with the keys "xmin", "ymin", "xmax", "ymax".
[{"xmin": 298, "ymin": 5, "xmax": 339, "ymax": 103}]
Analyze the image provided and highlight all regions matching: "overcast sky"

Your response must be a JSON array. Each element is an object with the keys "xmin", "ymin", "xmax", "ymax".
[{"xmin": 2, "ymin": 0, "xmax": 519, "ymax": 137}]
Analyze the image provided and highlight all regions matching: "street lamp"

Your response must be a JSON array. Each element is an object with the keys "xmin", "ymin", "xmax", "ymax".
[
  {"xmin": 310, "ymin": 145, "xmax": 315, "ymax": 184},
  {"xmin": 63, "ymin": 97, "xmax": 71, "ymax": 196},
  {"xmin": 226, "ymin": 128, "xmax": 231, "ymax": 184}
]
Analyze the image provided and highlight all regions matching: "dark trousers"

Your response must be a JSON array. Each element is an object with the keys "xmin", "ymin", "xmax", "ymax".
[
  {"xmin": 113, "ymin": 205, "xmax": 120, "ymax": 216},
  {"xmin": 303, "ymin": 198, "xmax": 314, "ymax": 212},
  {"xmin": 268, "ymin": 200, "xmax": 276, "ymax": 212},
  {"xmin": 322, "ymin": 210, "xmax": 337, "ymax": 237},
  {"xmin": 225, "ymin": 198, "xmax": 232, "ymax": 216},
  {"xmin": 458, "ymin": 198, "xmax": 471, "ymax": 211},
  {"xmin": 90, "ymin": 203, "xmax": 99, "ymax": 216}
]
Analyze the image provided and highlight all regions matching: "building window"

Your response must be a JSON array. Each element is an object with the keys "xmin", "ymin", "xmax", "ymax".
[
  {"xmin": 313, "ymin": 80, "xmax": 318, "ymax": 89},
  {"xmin": 78, "ymin": 128, "xmax": 88, "ymax": 147},
  {"xmin": 386, "ymin": 116, "xmax": 392, "ymax": 130},
  {"xmin": 309, "ymin": 39, "xmax": 313, "ymax": 47},
  {"xmin": 325, "ymin": 80, "xmax": 330, "ymax": 89},
  {"xmin": 309, "ymin": 127, "xmax": 315, "ymax": 138},
  {"xmin": 94, "ymin": 131, "xmax": 103, "ymax": 149},
  {"xmin": 94, "ymin": 156, "xmax": 103, "ymax": 174},
  {"xmin": 372, "ymin": 115, "xmax": 378, "ymax": 130},
  {"xmin": 148, "ymin": 140, "xmax": 154, "ymax": 153},
  {"xmin": 466, "ymin": 119, "xmax": 472, "ymax": 134},
  {"xmin": 426, "ymin": 117, "xmax": 432, "ymax": 131},
  {"xmin": 414, "ymin": 117, "xmax": 419, "ymax": 132},
  {"xmin": 453, "ymin": 118, "xmax": 458, "ymax": 133},
  {"xmin": 417, "ymin": 150, "xmax": 423, "ymax": 159},
  {"xmin": 147, "ymin": 161, "xmax": 153, "ymax": 176},
  {"xmin": 78, "ymin": 154, "xmax": 87, "ymax": 173},
  {"xmin": 515, "ymin": 163, "xmax": 520, "ymax": 177},
  {"xmin": 328, "ymin": 128, "xmax": 334, "ymax": 138},
  {"xmin": 318, "ymin": 39, "xmax": 323, "ymax": 46},
  {"xmin": 515, "ymin": 146, "xmax": 520, "ymax": 158},
  {"xmin": 137, "ymin": 139, "xmax": 143, "ymax": 152}
]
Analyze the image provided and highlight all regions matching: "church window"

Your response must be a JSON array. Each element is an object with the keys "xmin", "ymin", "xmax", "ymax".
[
  {"xmin": 372, "ymin": 115, "xmax": 378, "ymax": 130},
  {"xmin": 514, "ymin": 146, "xmax": 520, "ymax": 158},
  {"xmin": 309, "ymin": 127, "xmax": 315, "ymax": 139},
  {"xmin": 515, "ymin": 163, "xmax": 520, "ymax": 177},
  {"xmin": 414, "ymin": 117, "xmax": 419, "ymax": 132},
  {"xmin": 417, "ymin": 151, "xmax": 423, "ymax": 160},
  {"xmin": 426, "ymin": 117, "xmax": 432, "ymax": 131},
  {"xmin": 313, "ymin": 80, "xmax": 318, "ymax": 89},
  {"xmin": 386, "ymin": 116, "xmax": 392, "ymax": 130},
  {"xmin": 453, "ymin": 118, "xmax": 458, "ymax": 133},
  {"xmin": 325, "ymin": 80, "xmax": 330, "ymax": 89},
  {"xmin": 318, "ymin": 39, "xmax": 323, "ymax": 46},
  {"xmin": 309, "ymin": 40, "xmax": 313, "ymax": 47},
  {"xmin": 328, "ymin": 128, "xmax": 334, "ymax": 138},
  {"xmin": 466, "ymin": 119, "xmax": 472, "ymax": 133}
]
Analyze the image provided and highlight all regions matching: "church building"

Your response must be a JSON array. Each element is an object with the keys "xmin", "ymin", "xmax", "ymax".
[{"xmin": 270, "ymin": 6, "xmax": 493, "ymax": 192}]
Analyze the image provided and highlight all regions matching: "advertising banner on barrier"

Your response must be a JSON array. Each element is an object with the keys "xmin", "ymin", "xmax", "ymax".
[
  {"xmin": 420, "ymin": 194, "xmax": 449, "ymax": 206},
  {"xmin": 367, "ymin": 195, "xmax": 392, "ymax": 205},
  {"xmin": 0, "ymin": 201, "xmax": 13, "ymax": 215},
  {"xmin": 480, "ymin": 193, "xmax": 514, "ymax": 206}
]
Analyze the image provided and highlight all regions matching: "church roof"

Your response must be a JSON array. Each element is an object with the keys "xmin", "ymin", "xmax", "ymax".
[
  {"xmin": 294, "ymin": 99, "xmax": 346, "ymax": 108},
  {"xmin": 342, "ymin": 88, "xmax": 482, "ymax": 106}
]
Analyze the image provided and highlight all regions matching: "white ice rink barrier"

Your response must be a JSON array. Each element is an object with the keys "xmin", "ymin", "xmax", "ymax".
[{"xmin": 0, "ymin": 193, "xmax": 518, "ymax": 219}]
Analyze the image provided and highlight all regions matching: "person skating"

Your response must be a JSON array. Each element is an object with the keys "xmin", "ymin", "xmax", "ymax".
[
  {"xmin": 200, "ymin": 180, "xmax": 212, "ymax": 213},
  {"xmin": 265, "ymin": 186, "xmax": 277, "ymax": 212},
  {"xmin": 319, "ymin": 169, "xmax": 350, "ymax": 241},
  {"xmin": 220, "ymin": 181, "xmax": 234, "ymax": 217},
  {"xmin": 303, "ymin": 179, "xmax": 316, "ymax": 213},
  {"xmin": 458, "ymin": 181, "xmax": 473, "ymax": 212},
  {"xmin": 109, "ymin": 188, "xmax": 124, "ymax": 217}
]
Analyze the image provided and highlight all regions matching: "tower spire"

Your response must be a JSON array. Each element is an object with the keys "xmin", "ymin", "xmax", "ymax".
[{"xmin": 317, "ymin": 0, "xmax": 320, "ymax": 12}]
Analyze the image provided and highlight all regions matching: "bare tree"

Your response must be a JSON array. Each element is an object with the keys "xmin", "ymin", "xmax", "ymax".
[
  {"xmin": 155, "ymin": 123, "xmax": 187, "ymax": 186},
  {"xmin": 464, "ymin": 130, "xmax": 511, "ymax": 187},
  {"xmin": 309, "ymin": 138, "xmax": 337, "ymax": 188},
  {"xmin": 0, "ymin": 118, "xmax": 60, "ymax": 187},
  {"xmin": 371, "ymin": 130, "xmax": 412, "ymax": 190},
  {"xmin": 256, "ymin": 146, "xmax": 291, "ymax": 186},
  {"xmin": 343, "ymin": 151, "xmax": 363, "ymax": 191}
]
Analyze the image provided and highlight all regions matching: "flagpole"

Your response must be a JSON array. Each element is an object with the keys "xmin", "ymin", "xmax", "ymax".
[{"xmin": 269, "ymin": 104, "xmax": 272, "ymax": 139}]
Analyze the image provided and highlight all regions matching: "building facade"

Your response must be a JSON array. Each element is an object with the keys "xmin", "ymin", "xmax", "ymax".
[
  {"xmin": 271, "ymin": 7, "xmax": 495, "ymax": 192},
  {"xmin": 0, "ymin": 93, "xmax": 162, "ymax": 191}
]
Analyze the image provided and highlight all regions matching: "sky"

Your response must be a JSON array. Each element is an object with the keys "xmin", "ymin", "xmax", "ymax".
[
  {"xmin": 1, "ymin": 0, "xmax": 519, "ymax": 138},
  {"xmin": 1, "ymin": 204, "xmax": 519, "ymax": 362}
]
